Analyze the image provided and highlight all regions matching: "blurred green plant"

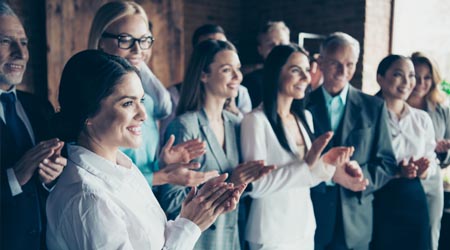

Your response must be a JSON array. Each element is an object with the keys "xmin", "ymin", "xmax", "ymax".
[{"xmin": 441, "ymin": 79, "xmax": 450, "ymax": 95}]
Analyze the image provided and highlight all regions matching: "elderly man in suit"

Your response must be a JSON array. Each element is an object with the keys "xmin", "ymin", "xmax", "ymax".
[
  {"xmin": 306, "ymin": 32, "xmax": 398, "ymax": 250},
  {"xmin": 0, "ymin": 3, "xmax": 66, "ymax": 249}
]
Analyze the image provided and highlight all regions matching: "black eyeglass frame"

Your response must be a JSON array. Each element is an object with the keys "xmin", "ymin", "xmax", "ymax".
[{"xmin": 101, "ymin": 32, "xmax": 155, "ymax": 50}]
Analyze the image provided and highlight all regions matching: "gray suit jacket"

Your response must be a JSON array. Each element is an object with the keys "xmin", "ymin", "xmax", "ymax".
[
  {"xmin": 307, "ymin": 85, "xmax": 398, "ymax": 248},
  {"xmin": 426, "ymin": 101, "xmax": 450, "ymax": 166},
  {"xmin": 159, "ymin": 109, "xmax": 241, "ymax": 250}
]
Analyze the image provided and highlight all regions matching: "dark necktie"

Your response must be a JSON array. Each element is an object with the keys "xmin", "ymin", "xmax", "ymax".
[{"xmin": 1, "ymin": 92, "xmax": 33, "ymax": 159}]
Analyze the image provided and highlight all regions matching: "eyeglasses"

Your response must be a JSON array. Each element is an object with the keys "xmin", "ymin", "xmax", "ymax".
[{"xmin": 101, "ymin": 32, "xmax": 155, "ymax": 50}]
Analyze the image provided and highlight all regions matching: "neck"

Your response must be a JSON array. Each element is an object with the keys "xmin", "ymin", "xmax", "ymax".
[
  {"xmin": 407, "ymin": 94, "xmax": 426, "ymax": 110},
  {"xmin": 78, "ymin": 132, "xmax": 118, "ymax": 164},
  {"xmin": 384, "ymin": 96, "xmax": 405, "ymax": 117},
  {"xmin": 203, "ymin": 94, "xmax": 226, "ymax": 122},
  {"xmin": 0, "ymin": 83, "xmax": 14, "ymax": 91},
  {"xmin": 277, "ymin": 93, "xmax": 294, "ymax": 118}
]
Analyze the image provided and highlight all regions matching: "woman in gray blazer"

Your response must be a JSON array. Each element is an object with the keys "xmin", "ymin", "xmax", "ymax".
[
  {"xmin": 407, "ymin": 52, "xmax": 448, "ymax": 250},
  {"xmin": 159, "ymin": 40, "xmax": 274, "ymax": 250}
]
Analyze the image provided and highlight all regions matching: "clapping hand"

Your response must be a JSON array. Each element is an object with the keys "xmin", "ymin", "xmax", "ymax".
[
  {"xmin": 160, "ymin": 135, "xmax": 206, "ymax": 165},
  {"xmin": 229, "ymin": 160, "xmax": 276, "ymax": 186},
  {"xmin": 180, "ymin": 174, "xmax": 246, "ymax": 231},
  {"xmin": 332, "ymin": 160, "xmax": 369, "ymax": 192},
  {"xmin": 305, "ymin": 132, "xmax": 333, "ymax": 167}
]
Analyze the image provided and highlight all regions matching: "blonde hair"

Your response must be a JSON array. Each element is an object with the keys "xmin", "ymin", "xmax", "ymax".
[
  {"xmin": 411, "ymin": 51, "xmax": 446, "ymax": 105},
  {"xmin": 87, "ymin": 1, "xmax": 149, "ymax": 49}
]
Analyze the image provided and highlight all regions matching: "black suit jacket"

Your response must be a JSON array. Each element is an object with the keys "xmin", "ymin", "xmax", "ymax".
[
  {"xmin": 1, "ymin": 90, "xmax": 54, "ymax": 250},
  {"xmin": 306, "ymin": 85, "xmax": 398, "ymax": 248}
]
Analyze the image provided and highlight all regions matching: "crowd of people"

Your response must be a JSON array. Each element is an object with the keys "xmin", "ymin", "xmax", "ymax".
[{"xmin": 1, "ymin": 1, "xmax": 449, "ymax": 250}]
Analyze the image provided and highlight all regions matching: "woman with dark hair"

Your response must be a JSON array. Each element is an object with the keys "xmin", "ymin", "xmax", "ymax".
[
  {"xmin": 159, "ymin": 40, "xmax": 274, "ymax": 250},
  {"xmin": 240, "ymin": 44, "xmax": 366, "ymax": 250},
  {"xmin": 372, "ymin": 54, "xmax": 437, "ymax": 250},
  {"xmin": 46, "ymin": 50, "xmax": 245, "ymax": 250},
  {"xmin": 87, "ymin": 1, "xmax": 215, "ymax": 188}
]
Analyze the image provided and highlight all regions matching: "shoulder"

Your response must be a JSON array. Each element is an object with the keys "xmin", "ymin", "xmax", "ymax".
[
  {"xmin": 410, "ymin": 106, "xmax": 433, "ymax": 126},
  {"xmin": 17, "ymin": 90, "xmax": 54, "ymax": 115},
  {"xmin": 242, "ymin": 108, "xmax": 268, "ymax": 126},
  {"xmin": 223, "ymin": 110, "xmax": 241, "ymax": 124},
  {"xmin": 171, "ymin": 111, "xmax": 199, "ymax": 125}
]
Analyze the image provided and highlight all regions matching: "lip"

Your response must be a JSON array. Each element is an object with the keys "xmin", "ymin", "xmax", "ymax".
[
  {"xmin": 127, "ymin": 57, "xmax": 143, "ymax": 66},
  {"xmin": 126, "ymin": 125, "xmax": 142, "ymax": 136},
  {"xmin": 227, "ymin": 83, "xmax": 239, "ymax": 89},
  {"xmin": 4, "ymin": 62, "xmax": 25, "ymax": 72}
]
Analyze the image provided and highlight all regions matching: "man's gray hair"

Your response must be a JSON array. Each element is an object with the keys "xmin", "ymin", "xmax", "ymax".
[
  {"xmin": 320, "ymin": 32, "xmax": 360, "ymax": 58},
  {"xmin": 0, "ymin": 2, "xmax": 17, "ymax": 17}
]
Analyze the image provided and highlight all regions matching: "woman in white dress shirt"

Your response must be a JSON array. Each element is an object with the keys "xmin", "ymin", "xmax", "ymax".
[
  {"xmin": 372, "ymin": 54, "xmax": 438, "ymax": 250},
  {"xmin": 240, "ymin": 44, "xmax": 367, "ymax": 250},
  {"xmin": 46, "ymin": 50, "xmax": 245, "ymax": 250}
]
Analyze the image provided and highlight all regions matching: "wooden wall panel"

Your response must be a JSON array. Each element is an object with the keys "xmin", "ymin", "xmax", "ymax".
[{"xmin": 46, "ymin": 0, "xmax": 184, "ymax": 109}]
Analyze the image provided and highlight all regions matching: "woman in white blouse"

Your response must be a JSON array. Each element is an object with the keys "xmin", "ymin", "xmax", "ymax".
[
  {"xmin": 46, "ymin": 50, "xmax": 245, "ymax": 250},
  {"xmin": 372, "ymin": 54, "xmax": 439, "ymax": 250},
  {"xmin": 240, "ymin": 44, "xmax": 367, "ymax": 250}
]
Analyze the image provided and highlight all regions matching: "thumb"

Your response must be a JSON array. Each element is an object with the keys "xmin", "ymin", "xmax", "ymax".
[{"xmin": 162, "ymin": 135, "xmax": 175, "ymax": 152}]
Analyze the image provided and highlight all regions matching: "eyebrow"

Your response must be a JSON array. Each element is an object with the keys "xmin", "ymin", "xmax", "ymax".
[
  {"xmin": 114, "ymin": 95, "xmax": 139, "ymax": 103},
  {"xmin": 219, "ymin": 63, "xmax": 241, "ymax": 68}
]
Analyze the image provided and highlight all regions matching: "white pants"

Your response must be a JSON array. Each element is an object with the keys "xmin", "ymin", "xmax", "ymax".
[{"xmin": 422, "ymin": 169, "xmax": 444, "ymax": 250}]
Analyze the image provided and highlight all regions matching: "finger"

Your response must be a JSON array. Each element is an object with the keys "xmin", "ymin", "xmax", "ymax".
[
  {"xmin": 187, "ymin": 149, "xmax": 206, "ymax": 160},
  {"xmin": 186, "ymin": 171, "xmax": 219, "ymax": 187},
  {"xmin": 198, "ymin": 182, "xmax": 229, "ymax": 202},
  {"xmin": 38, "ymin": 168, "xmax": 54, "ymax": 184},
  {"xmin": 201, "ymin": 173, "xmax": 228, "ymax": 190},
  {"xmin": 186, "ymin": 162, "xmax": 201, "ymax": 170},
  {"xmin": 162, "ymin": 135, "xmax": 175, "ymax": 152},
  {"xmin": 183, "ymin": 186, "xmax": 197, "ymax": 205},
  {"xmin": 41, "ymin": 158, "xmax": 65, "ymax": 172},
  {"xmin": 39, "ymin": 162, "xmax": 59, "ymax": 178}
]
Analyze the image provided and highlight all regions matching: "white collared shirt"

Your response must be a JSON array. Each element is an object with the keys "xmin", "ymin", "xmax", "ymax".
[
  {"xmin": 1, "ymin": 86, "xmax": 37, "ymax": 196},
  {"xmin": 387, "ymin": 104, "xmax": 438, "ymax": 178},
  {"xmin": 46, "ymin": 145, "xmax": 200, "ymax": 250}
]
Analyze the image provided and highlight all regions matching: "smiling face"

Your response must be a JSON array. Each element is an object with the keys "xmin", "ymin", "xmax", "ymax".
[
  {"xmin": 0, "ymin": 15, "xmax": 29, "ymax": 90},
  {"xmin": 377, "ymin": 58, "xmax": 416, "ymax": 101},
  {"xmin": 201, "ymin": 49, "xmax": 242, "ymax": 100},
  {"xmin": 410, "ymin": 63, "xmax": 433, "ymax": 99},
  {"xmin": 278, "ymin": 52, "xmax": 311, "ymax": 100},
  {"xmin": 99, "ymin": 14, "xmax": 151, "ymax": 67},
  {"xmin": 85, "ymin": 72, "xmax": 147, "ymax": 150},
  {"xmin": 319, "ymin": 44, "xmax": 358, "ymax": 95}
]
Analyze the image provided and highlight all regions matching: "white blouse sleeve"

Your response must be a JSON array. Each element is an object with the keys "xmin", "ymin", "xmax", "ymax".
[
  {"xmin": 164, "ymin": 218, "xmax": 201, "ymax": 250},
  {"xmin": 422, "ymin": 113, "xmax": 438, "ymax": 179},
  {"xmin": 240, "ymin": 112, "xmax": 333, "ymax": 199}
]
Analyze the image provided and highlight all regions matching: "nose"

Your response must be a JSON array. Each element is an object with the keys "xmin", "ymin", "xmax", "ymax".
[
  {"xmin": 136, "ymin": 101, "xmax": 147, "ymax": 121},
  {"xmin": 232, "ymin": 68, "xmax": 243, "ymax": 83},
  {"xmin": 130, "ymin": 40, "xmax": 142, "ymax": 54},
  {"xmin": 11, "ymin": 40, "xmax": 29, "ymax": 60}
]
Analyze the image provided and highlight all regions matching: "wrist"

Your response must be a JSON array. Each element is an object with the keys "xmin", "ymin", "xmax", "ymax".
[{"xmin": 153, "ymin": 171, "xmax": 167, "ymax": 186}]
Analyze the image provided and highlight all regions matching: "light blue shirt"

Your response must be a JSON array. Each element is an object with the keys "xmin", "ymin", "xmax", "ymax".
[
  {"xmin": 121, "ymin": 93, "xmax": 159, "ymax": 187},
  {"xmin": 322, "ymin": 84, "xmax": 349, "ymax": 132}
]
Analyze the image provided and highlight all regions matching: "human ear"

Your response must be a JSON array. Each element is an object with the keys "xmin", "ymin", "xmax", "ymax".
[{"xmin": 200, "ymin": 71, "xmax": 208, "ymax": 84}]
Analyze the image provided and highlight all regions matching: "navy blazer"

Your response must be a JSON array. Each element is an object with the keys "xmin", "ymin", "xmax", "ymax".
[
  {"xmin": 306, "ymin": 85, "xmax": 398, "ymax": 248},
  {"xmin": 1, "ymin": 90, "xmax": 54, "ymax": 250}
]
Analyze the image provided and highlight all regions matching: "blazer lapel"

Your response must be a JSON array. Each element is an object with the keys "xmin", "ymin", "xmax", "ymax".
[
  {"xmin": 197, "ymin": 109, "xmax": 234, "ymax": 173},
  {"xmin": 307, "ymin": 86, "xmax": 332, "ymax": 136},
  {"xmin": 337, "ymin": 86, "xmax": 363, "ymax": 146}
]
